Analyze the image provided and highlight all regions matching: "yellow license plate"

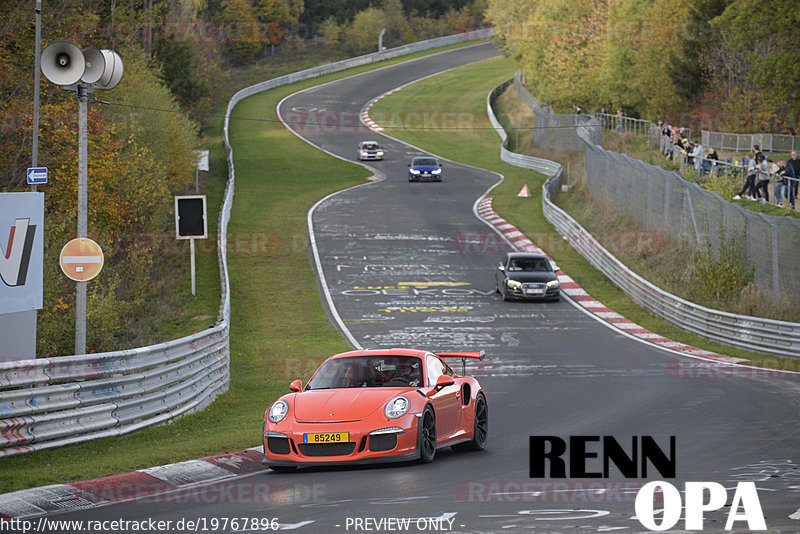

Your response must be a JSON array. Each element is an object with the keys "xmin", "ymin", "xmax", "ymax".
[{"xmin": 304, "ymin": 432, "xmax": 349, "ymax": 444}]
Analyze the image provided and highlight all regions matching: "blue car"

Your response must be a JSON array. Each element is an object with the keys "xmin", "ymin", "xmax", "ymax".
[{"xmin": 408, "ymin": 157, "xmax": 442, "ymax": 182}]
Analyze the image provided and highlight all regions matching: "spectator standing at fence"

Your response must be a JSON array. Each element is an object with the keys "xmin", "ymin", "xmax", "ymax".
[
  {"xmin": 662, "ymin": 124, "xmax": 674, "ymax": 158},
  {"xmin": 755, "ymin": 154, "xmax": 770, "ymax": 203},
  {"xmin": 734, "ymin": 156, "xmax": 758, "ymax": 200},
  {"xmin": 616, "ymin": 108, "xmax": 623, "ymax": 132},
  {"xmin": 789, "ymin": 150, "xmax": 800, "ymax": 197},
  {"xmin": 753, "ymin": 144, "xmax": 763, "ymax": 163},
  {"xmin": 691, "ymin": 141, "xmax": 704, "ymax": 172},
  {"xmin": 776, "ymin": 159, "xmax": 796, "ymax": 209},
  {"xmin": 706, "ymin": 146, "xmax": 719, "ymax": 175}
]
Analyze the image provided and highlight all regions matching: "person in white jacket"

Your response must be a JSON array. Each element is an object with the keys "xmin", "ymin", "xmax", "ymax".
[{"xmin": 691, "ymin": 141, "xmax": 704, "ymax": 173}]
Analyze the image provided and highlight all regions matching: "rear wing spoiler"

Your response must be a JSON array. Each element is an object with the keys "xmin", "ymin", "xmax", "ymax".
[{"xmin": 435, "ymin": 351, "xmax": 486, "ymax": 375}]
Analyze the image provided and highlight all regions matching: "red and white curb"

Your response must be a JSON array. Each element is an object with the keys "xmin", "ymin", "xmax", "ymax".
[
  {"xmin": 0, "ymin": 447, "xmax": 266, "ymax": 519},
  {"xmin": 359, "ymin": 67, "xmax": 465, "ymax": 133},
  {"xmin": 476, "ymin": 197, "xmax": 745, "ymax": 365},
  {"xmin": 360, "ymin": 86, "xmax": 406, "ymax": 133}
]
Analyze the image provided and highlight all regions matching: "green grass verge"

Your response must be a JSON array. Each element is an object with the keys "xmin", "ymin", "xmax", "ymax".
[
  {"xmin": 370, "ymin": 56, "xmax": 797, "ymax": 372},
  {"xmin": 0, "ymin": 40, "xmax": 489, "ymax": 494}
]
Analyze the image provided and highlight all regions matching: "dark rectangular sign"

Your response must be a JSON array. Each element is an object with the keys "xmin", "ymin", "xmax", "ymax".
[{"xmin": 175, "ymin": 196, "xmax": 207, "ymax": 239}]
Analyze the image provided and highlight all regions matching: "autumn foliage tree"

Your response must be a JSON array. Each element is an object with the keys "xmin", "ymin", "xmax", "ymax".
[{"xmin": 488, "ymin": 0, "xmax": 799, "ymax": 130}]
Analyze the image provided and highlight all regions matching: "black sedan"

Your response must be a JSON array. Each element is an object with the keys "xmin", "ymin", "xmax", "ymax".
[{"xmin": 495, "ymin": 252, "xmax": 560, "ymax": 302}]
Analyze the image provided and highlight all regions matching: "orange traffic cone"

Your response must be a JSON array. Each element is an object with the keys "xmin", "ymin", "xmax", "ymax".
[{"xmin": 517, "ymin": 184, "xmax": 532, "ymax": 197}]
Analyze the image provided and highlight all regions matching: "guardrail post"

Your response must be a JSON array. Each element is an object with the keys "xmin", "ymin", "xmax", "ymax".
[
  {"xmin": 770, "ymin": 220, "xmax": 779, "ymax": 298},
  {"xmin": 685, "ymin": 188, "xmax": 702, "ymax": 247}
]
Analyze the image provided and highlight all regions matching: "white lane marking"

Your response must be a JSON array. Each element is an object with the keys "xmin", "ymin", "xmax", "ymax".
[{"xmin": 279, "ymin": 521, "xmax": 315, "ymax": 530}]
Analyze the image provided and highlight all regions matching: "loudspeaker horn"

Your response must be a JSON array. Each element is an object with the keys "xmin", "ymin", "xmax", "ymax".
[
  {"xmin": 94, "ymin": 50, "xmax": 123, "ymax": 90},
  {"xmin": 80, "ymin": 46, "xmax": 105, "ymax": 84},
  {"xmin": 41, "ymin": 40, "xmax": 85, "ymax": 86}
]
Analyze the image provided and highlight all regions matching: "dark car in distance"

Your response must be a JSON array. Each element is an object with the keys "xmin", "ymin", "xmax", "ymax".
[
  {"xmin": 495, "ymin": 252, "xmax": 560, "ymax": 302},
  {"xmin": 408, "ymin": 157, "xmax": 442, "ymax": 182}
]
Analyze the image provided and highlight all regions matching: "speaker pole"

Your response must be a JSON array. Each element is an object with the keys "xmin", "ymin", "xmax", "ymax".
[{"xmin": 75, "ymin": 82, "xmax": 89, "ymax": 355}]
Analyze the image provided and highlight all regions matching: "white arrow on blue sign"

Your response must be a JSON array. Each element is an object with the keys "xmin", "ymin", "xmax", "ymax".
[{"xmin": 27, "ymin": 167, "xmax": 48, "ymax": 185}]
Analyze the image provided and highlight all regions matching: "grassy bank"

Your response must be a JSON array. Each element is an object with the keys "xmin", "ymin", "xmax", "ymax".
[
  {"xmin": 370, "ymin": 56, "xmax": 792, "ymax": 369},
  {"xmin": 0, "ymin": 40, "xmax": 486, "ymax": 494}
]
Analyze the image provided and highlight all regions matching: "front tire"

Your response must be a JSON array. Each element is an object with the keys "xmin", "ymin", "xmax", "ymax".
[
  {"xmin": 418, "ymin": 406, "xmax": 437, "ymax": 463},
  {"xmin": 454, "ymin": 393, "xmax": 488, "ymax": 452},
  {"xmin": 501, "ymin": 283, "xmax": 512, "ymax": 301}
]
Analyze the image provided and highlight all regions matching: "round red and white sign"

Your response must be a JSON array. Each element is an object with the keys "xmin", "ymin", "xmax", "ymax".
[{"xmin": 59, "ymin": 238, "xmax": 104, "ymax": 282}]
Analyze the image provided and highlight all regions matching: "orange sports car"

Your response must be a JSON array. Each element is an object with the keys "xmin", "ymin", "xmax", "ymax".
[{"xmin": 262, "ymin": 348, "xmax": 488, "ymax": 471}]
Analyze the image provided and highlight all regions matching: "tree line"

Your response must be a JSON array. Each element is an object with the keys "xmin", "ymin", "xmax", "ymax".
[{"xmin": 487, "ymin": 0, "xmax": 799, "ymax": 133}]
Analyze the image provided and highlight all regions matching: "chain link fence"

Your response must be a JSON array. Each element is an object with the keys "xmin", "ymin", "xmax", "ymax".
[
  {"xmin": 515, "ymin": 72, "xmax": 800, "ymax": 303},
  {"xmin": 703, "ymin": 131, "xmax": 800, "ymax": 153}
]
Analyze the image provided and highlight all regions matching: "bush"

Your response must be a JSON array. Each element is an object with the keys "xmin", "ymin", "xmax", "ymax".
[{"xmin": 694, "ymin": 226, "xmax": 753, "ymax": 303}]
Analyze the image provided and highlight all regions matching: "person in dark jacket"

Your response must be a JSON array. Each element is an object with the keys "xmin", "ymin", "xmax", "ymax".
[
  {"xmin": 776, "ymin": 160, "xmax": 796, "ymax": 209},
  {"xmin": 788, "ymin": 150, "xmax": 800, "ymax": 197}
]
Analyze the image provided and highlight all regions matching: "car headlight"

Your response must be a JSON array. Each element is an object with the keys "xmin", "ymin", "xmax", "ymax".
[
  {"xmin": 268, "ymin": 400, "xmax": 289, "ymax": 423},
  {"xmin": 377, "ymin": 151, "xmax": 384, "ymax": 156},
  {"xmin": 546, "ymin": 279, "xmax": 560, "ymax": 287},
  {"xmin": 360, "ymin": 151, "xmax": 368, "ymax": 157},
  {"xmin": 410, "ymin": 168, "xmax": 421, "ymax": 174},
  {"xmin": 432, "ymin": 168, "xmax": 441, "ymax": 174},
  {"xmin": 506, "ymin": 279, "xmax": 522, "ymax": 288},
  {"xmin": 384, "ymin": 396, "xmax": 410, "ymax": 419}
]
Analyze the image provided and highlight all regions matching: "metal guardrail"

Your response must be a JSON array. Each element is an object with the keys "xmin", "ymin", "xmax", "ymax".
[
  {"xmin": 488, "ymin": 77, "xmax": 800, "ymax": 358},
  {"xmin": 702, "ymin": 130, "xmax": 800, "ymax": 153},
  {"xmin": 0, "ymin": 30, "xmax": 493, "ymax": 458},
  {"xmin": 596, "ymin": 112, "xmax": 656, "ymax": 137},
  {"xmin": 487, "ymin": 81, "xmax": 562, "ymax": 177}
]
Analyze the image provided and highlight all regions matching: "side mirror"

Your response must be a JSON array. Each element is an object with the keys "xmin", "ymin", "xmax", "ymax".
[
  {"xmin": 426, "ymin": 375, "xmax": 456, "ymax": 397},
  {"xmin": 408, "ymin": 163, "xmax": 411, "ymax": 167},
  {"xmin": 498, "ymin": 264, "xmax": 505, "ymax": 271},
  {"xmin": 289, "ymin": 379, "xmax": 302, "ymax": 392}
]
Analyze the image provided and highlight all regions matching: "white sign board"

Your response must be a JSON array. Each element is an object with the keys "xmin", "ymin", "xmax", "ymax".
[
  {"xmin": 193, "ymin": 150, "xmax": 209, "ymax": 172},
  {"xmin": 0, "ymin": 193, "xmax": 44, "ymax": 314}
]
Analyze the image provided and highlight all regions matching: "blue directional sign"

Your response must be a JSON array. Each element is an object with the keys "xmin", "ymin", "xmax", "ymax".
[{"xmin": 27, "ymin": 167, "xmax": 48, "ymax": 185}]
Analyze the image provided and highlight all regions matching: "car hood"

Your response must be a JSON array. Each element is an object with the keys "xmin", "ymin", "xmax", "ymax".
[
  {"xmin": 411, "ymin": 165, "xmax": 439, "ymax": 171},
  {"xmin": 507, "ymin": 272, "xmax": 557, "ymax": 283},
  {"xmin": 292, "ymin": 388, "xmax": 404, "ymax": 422}
]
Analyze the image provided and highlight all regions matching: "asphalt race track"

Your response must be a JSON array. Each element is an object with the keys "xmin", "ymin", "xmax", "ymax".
[{"xmin": 46, "ymin": 43, "xmax": 800, "ymax": 533}]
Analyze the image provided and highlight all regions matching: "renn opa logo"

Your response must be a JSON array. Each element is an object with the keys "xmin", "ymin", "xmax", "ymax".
[
  {"xmin": 530, "ymin": 436, "xmax": 766, "ymax": 531},
  {"xmin": 1, "ymin": 218, "xmax": 37, "ymax": 287}
]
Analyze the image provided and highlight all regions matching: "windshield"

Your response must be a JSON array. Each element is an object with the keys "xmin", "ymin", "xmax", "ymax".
[
  {"xmin": 413, "ymin": 158, "xmax": 438, "ymax": 167},
  {"xmin": 508, "ymin": 257, "xmax": 552, "ymax": 272},
  {"xmin": 363, "ymin": 143, "xmax": 379, "ymax": 150},
  {"xmin": 306, "ymin": 355, "xmax": 423, "ymax": 389}
]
